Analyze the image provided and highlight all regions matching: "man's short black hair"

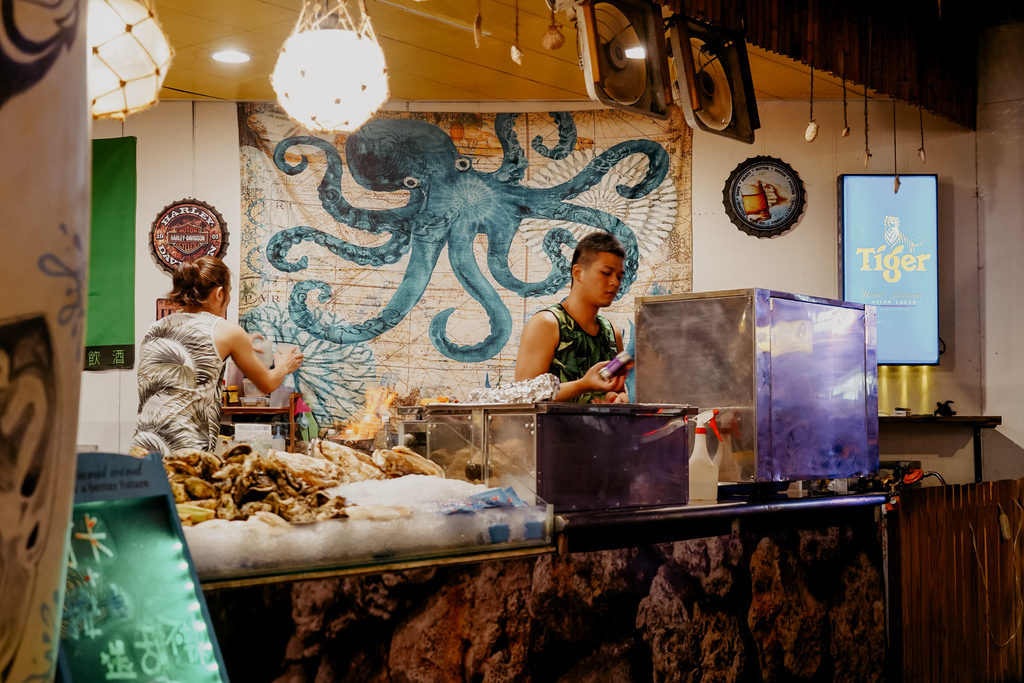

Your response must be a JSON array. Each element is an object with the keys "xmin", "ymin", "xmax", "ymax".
[{"xmin": 571, "ymin": 232, "xmax": 626, "ymax": 268}]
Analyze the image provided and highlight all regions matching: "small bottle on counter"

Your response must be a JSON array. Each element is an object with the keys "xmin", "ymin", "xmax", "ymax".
[
  {"xmin": 385, "ymin": 415, "xmax": 398, "ymax": 449},
  {"xmin": 226, "ymin": 385, "xmax": 240, "ymax": 406},
  {"xmin": 271, "ymin": 425, "xmax": 287, "ymax": 452},
  {"xmin": 374, "ymin": 415, "xmax": 399, "ymax": 451}
]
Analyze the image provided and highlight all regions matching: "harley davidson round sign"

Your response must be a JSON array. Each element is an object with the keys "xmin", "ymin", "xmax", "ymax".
[{"xmin": 149, "ymin": 198, "xmax": 228, "ymax": 272}]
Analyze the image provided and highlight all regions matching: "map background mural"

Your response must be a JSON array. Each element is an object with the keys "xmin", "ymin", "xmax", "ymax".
[{"xmin": 237, "ymin": 104, "xmax": 692, "ymax": 425}]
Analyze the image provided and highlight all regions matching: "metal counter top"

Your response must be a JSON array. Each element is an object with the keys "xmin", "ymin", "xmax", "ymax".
[{"xmin": 557, "ymin": 491, "xmax": 888, "ymax": 553}]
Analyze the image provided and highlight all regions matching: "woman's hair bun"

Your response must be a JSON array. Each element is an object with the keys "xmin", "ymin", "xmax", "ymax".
[{"xmin": 166, "ymin": 256, "xmax": 231, "ymax": 308}]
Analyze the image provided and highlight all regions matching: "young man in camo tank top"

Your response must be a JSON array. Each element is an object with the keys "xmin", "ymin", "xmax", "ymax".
[{"xmin": 515, "ymin": 232, "xmax": 630, "ymax": 403}]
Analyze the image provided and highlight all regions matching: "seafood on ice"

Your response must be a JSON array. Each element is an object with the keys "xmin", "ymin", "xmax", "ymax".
[{"xmin": 163, "ymin": 440, "xmax": 445, "ymax": 526}]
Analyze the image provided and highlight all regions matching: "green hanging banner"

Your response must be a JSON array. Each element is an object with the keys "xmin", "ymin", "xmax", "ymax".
[{"xmin": 85, "ymin": 137, "xmax": 137, "ymax": 370}]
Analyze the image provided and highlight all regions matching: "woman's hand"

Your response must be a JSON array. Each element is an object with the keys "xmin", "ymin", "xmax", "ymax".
[
  {"xmin": 273, "ymin": 345, "xmax": 303, "ymax": 374},
  {"xmin": 217, "ymin": 323, "xmax": 302, "ymax": 394}
]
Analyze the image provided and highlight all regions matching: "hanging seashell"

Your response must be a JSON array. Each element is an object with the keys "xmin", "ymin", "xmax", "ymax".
[
  {"xmin": 511, "ymin": 44, "xmax": 523, "ymax": 65},
  {"xmin": 842, "ymin": 126, "xmax": 850, "ymax": 137},
  {"xmin": 473, "ymin": 13, "xmax": 482, "ymax": 49},
  {"xmin": 542, "ymin": 24, "xmax": 565, "ymax": 50},
  {"xmin": 893, "ymin": 175, "xmax": 901, "ymax": 193},
  {"xmin": 918, "ymin": 147, "xmax": 926, "ymax": 163},
  {"xmin": 864, "ymin": 152, "xmax": 871, "ymax": 169},
  {"xmin": 805, "ymin": 120, "xmax": 819, "ymax": 142}
]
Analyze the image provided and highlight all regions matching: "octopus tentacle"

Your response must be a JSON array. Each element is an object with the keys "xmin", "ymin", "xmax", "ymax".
[
  {"xmin": 267, "ymin": 225, "xmax": 411, "ymax": 271},
  {"xmin": 531, "ymin": 112, "xmax": 577, "ymax": 160},
  {"xmin": 287, "ymin": 233, "xmax": 446, "ymax": 345},
  {"xmin": 429, "ymin": 232, "xmax": 514, "ymax": 362},
  {"xmin": 285, "ymin": 210, "xmax": 455, "ymax": 344},
  {"xmin": 539, "ymin": 202, "xmax": 642, "ymax": 297},
  {"xmin": 493, "ymin": 113, "xmax": 528, "ymax": 184},
  {"xmin": 274, "ymin": 136, "xmax": 412, "ymax": 236},
  {"xmin": 544, "ymin": 139, "xmax": 670, "ymax": 202},
  {"xmin": 486, "ymin": 222, "xmax": 575, "ymax": 297}
]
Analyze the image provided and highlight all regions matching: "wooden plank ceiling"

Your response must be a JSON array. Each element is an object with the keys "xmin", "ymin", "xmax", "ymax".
[{"xmin": 155, "ymin": 0, "xmax": 872, "ymax": 108}]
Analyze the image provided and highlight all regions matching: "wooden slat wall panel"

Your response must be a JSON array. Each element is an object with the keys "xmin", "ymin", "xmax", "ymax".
[
  {"xmin": 659, "ymin": 0, "xmax": 978, "ymax": 128},
  {"xmin": 899, "ymin": 480, "xmax": 1024, "ymax": 682}
]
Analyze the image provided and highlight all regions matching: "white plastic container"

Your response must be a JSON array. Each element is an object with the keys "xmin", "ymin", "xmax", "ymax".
[
  {"xmin": 688, "ymin": 409, "xmax": 723, "ymax": 503},
  {"xmin": 224, "ymin": 357, "xmax": 243, "ymax": 390},
  {"xmin": 252, "ymin": 336, "xmax": 273, "ymax": 368},
  {"xmin": 242, "ymin": 379, "xmax": 265, "ymax": 398},
  {"xmin": 269, "ymin": 385, "xmax": 292, "ymax": 408}
]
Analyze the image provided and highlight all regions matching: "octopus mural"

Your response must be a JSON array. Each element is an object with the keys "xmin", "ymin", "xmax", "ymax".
[{"xmin": 266, "ymin": 112, "xmax": 671, "ymax": 362}]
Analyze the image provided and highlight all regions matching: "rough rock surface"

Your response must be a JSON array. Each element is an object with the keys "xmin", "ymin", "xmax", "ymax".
[
  {"xmin": 208, "ymin": 526, "xmax": 884, "ymax": 683},
  {"xmin": 828, "ymin": 551, "xmax": 886, "ymax": 683},
  {"xmin": 389, "ymin": 560, "xmax": 533, "ymax": 683},
  {"xmin": 556, "ymin": 639, "xmax": 642, "ymax": 683},
  {"xmin": 529, "ymin": 547, "xmax": 651, "ymax": 646},
  {"xmin": 747, "ymin": 536, "xmax": 828, "ymax": 681},
  {"xmin": 668, "ymin": 534, "xmax": 749, "ymax": 599},
  {"xmin": 637, "ymin": 565, "xmax": 698, "ymax": 682},
  {"xmin": 284, "ymin": 568, "xmax": 439, "ymax": 680},
  {"xmin": 691, "ymin": 603, "xmax": 751, "ymax": 683},
  {"xmin": 637, "ymin": 566, "xmax": 751, "ymax": 683}
]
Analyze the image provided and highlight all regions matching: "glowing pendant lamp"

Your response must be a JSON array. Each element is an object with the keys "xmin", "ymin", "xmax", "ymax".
[
  {"xmin": 271, "ymin": 0, "xmax": 390, "ymax": 133},
  {"xmin": 88, "ymin": 0, "xmax": 173, "ymax": 120}
]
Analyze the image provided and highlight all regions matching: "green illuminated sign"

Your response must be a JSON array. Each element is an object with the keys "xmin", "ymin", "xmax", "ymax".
[{"xmin": 58, "ymin": 453, "xmax": 228, "ymax": 683}]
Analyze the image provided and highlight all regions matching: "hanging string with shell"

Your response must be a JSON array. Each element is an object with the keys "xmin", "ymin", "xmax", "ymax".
[
  {"xmin": 805, "ymin": 65, "xmax": 818, "ymax": 142},
  {"xmin": 473, "ymin": 0, "xmax": 482, "ymax": 48},
  {"xmin": 892, "ymin": 97, "xmax": 900, "ymax": 193},
  {"xmin": 863, "ymin": 33, "xmax": 872, "ymax": 169},
  {"xmin": 511, "ymin": 0, "xmax": 523, "ymax": 64},
  {"xmin": 841, "ymin": 59, "xmax": 850, "ymax": 137},
  {"xmin": 891, "ymin": 44, "xmax": 900, "ymax": 192},
  {"xmin": 542, "ymin": 5, "xmax": 565, "ymax": 50},
  {"xmin": 917, "ymin": 105, "xmax": 926, "ymax": 163}
]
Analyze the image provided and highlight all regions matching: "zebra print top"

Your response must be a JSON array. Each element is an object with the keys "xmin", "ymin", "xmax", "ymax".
[{"xmin": 131, "ymin": 312, "xmax": 225, "ymax": 457}]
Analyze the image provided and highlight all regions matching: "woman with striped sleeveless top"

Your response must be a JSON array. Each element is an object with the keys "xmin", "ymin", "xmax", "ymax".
[{"xmin": 131, "ymin": 257, "xmax": 303, "ymax": 457}]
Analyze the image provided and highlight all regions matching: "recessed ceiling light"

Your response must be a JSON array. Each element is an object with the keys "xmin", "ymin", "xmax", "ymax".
[{"xmin": 211, "ymin": 50, "xmax": 251, "ymax": 64}]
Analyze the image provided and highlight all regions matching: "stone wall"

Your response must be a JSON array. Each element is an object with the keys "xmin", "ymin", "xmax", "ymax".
[{"xmin": 206, "ymin": 524, "xmax": 885, "ymax": 682}]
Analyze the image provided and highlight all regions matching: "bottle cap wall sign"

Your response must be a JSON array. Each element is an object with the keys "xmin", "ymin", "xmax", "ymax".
[
  {"xmin": 149, "ymin": 198, "xmax": 228, "ymax": 272},
  {"xmin": 722, "ymin": 156, "xmax": 806, "ymax": 238}
]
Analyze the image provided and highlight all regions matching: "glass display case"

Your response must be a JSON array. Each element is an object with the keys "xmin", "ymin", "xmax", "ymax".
[
  {"xmin": 423, "ymin": 403, "xmax": 697, "ymax": 511},
  {"xmin": 635, "ymin": 288, "xmax": 879, "ymax": 483}
]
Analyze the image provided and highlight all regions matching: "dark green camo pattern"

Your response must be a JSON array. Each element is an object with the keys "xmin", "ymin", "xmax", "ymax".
[{"xmin": 545, "ymin": 303, "xmax": 616, "ymax": 404}]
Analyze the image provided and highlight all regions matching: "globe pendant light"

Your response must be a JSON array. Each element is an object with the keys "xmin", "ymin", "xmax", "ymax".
[
  {"xmin": 271, "ymin": 0, "xmax": 389, "ymax": 134},
  {"xmin": 88, "ymin": 0, "xmax": 173, "ymax": 120}
]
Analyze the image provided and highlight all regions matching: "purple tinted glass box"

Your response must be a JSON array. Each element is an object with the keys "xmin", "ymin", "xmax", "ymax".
[
  {"xmin": 424, "ymin": 403, "xmax": 696, "ymax": 512},
  {"xmin": 635, "ymin": 289, "xmax": 879, "ymax": 482}
]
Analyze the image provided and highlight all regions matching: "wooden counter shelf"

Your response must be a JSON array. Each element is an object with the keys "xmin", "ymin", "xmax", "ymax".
[
  {"xmin": 878, "ymin": 414, "xmax": 1002, "ymax": 483},
  {"xmin": 222, "ymin": 392, "xmax": 301, "ymax": 450}
]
